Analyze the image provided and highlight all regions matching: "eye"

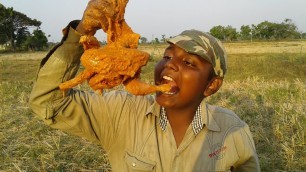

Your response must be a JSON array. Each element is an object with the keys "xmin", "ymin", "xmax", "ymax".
[
  {"xmin": 183, "ymin": 59, "xmax": 195, "ymax": 67},
  {"xmin": 163, "ymin": 56, "xmax": 172, "ymax": 60}
]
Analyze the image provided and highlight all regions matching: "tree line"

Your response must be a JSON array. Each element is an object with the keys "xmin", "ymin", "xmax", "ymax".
[
  {"xmin": 209, "ymin": 18, "xmax": 304, "ymax": 41},
  {"xmin": 0, "ymin": 4, "xmax": 48, "ymax": 51}
]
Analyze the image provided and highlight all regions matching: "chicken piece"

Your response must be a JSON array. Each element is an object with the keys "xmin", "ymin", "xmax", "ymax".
[
  {"xmin": 59, "ymin": 0, "xmax": 171, "ymax": 95},
  {"xmin": 125, "ymin": 79, "xmax": 172, "ymax": 96}
]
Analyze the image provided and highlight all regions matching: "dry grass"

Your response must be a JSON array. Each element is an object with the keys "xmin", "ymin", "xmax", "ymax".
[
  {"xmin": 225, "ymin": 41, "xmax": 306, "ymax": 54},
  {"xmin": 206, "ymin": 78, "xmax": 306, "ymax": 171},
  {"xmin": 0, "ymin": 81, "xmax": 112, "ymax": 171},
  {"xmin": 0, "ymin": 40, "xmax": 305, "ymax": 171}
]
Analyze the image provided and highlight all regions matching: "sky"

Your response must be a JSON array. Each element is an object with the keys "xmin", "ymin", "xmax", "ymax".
[{"xmin": 1, "ymin": 0, "xmax": 305, "ymax": 42}]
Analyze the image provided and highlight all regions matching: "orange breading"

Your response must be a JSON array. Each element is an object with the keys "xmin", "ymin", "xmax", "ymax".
[{"xmin": 59, "ymin": 0, "xmax": 171, "ymax": 95}]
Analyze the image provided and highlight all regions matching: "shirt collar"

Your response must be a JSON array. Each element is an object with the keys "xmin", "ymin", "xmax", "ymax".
[
  {"xmin": 159, "ymin": 105, "xmax": 205, "ymax": 135},
  {"xmin": 201, "ymin": 103, "xmax": 220, "ymax": 132},
  {"xmin": 145, "ymin": 100, "xmax": 161, "ymax": 117},
  {"xmin": 146, "ymin": 100, "xmax": 220, "ymax": 134}
]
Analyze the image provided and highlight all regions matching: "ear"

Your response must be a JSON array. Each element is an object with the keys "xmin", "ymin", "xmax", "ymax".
[{"xmin": 203, "ymin": 77, "xmax": 223, "ymax": 97}]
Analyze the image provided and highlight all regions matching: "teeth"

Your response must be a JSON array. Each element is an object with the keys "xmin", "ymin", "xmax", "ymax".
[
  {"xmin": 163, "ymin": 76, "xmax": 173, "ymax": 81},
  {"xmin": 164, "ymin": 91, "xmax": 175, "ymax": 95}
]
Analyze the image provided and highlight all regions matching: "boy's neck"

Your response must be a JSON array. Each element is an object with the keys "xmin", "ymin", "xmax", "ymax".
[
  {"xmin": 165, "ymin": 104, "xmax": 199, "ymax": 122},
  {"xmin": 165, "ymin": 107, "xmax": 197, "ymax": 147}
]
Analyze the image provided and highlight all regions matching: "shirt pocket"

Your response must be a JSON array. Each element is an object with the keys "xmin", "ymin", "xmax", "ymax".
[{"xmin": 124, "ymin": 151, "xmax": 156, "ymax": 172}]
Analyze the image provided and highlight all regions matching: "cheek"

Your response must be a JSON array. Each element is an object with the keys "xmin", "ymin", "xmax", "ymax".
[{"xmin": 182, "ymin": 71, "xmax": 208, "ymax": 92}]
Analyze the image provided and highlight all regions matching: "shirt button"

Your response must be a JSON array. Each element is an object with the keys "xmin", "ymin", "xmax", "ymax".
[{"xmin": 132, "ymin": 162, "xmax": 136, "ymax": 167}]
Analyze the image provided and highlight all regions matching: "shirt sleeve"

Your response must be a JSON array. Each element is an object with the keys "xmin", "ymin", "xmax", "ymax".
[{"xmin": 29, "ymin": 21, "xmax": 102, "ymax": 144}]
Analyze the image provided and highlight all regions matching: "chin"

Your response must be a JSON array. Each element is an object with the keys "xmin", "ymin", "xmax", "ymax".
[{"xmin": 155, "ymin": 94, "xmax": 175, "ymax": 108}]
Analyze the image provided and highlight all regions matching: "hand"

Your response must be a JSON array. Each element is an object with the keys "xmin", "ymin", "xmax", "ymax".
[{"xmin": 76, "ymin": 0, "xmax": 116, "ymax": 36}]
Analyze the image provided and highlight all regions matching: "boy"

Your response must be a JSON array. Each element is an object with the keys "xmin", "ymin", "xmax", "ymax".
[{"xmin": 29, "ymin": 0, "xmax": 260, "ymax": 171}]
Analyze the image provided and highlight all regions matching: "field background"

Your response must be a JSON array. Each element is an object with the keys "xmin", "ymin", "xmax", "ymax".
[{"xmin": 0, "ymin": 40, "xmax": 305, "ymax": 171}]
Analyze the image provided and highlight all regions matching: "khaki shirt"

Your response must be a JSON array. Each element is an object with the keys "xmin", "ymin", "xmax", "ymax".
[{"xmin": 29, "ymin": 24, "xmax": 260, "ymax": 172}]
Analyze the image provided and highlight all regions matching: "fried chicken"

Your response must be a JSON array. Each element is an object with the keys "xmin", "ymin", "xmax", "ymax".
[{"xmin": 59, "ymin": 0, "xmax": 171, "ymax": 95}]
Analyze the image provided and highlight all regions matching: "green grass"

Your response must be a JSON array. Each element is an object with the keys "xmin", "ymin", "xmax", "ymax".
[
  {"xmin": 0, "ymin": 59, "xmax": 41, "ymax": 82},
  {"xmin": 0, "ymin": 46, "xmax": 306, "ymax": 171},
  {"xmin": 226, "ymin": 53, "xmax": 306, "ymax": 81}
]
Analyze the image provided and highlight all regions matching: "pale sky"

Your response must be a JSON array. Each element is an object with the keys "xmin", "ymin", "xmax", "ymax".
[{"xmin": 1, "ymin": 0, "xmax": 305, "ymax": 42}]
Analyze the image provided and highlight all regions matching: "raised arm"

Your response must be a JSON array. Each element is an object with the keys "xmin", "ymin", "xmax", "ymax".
[{"xmin": 28, "ymin": 0, "xmax": 125, "ymax": 145}]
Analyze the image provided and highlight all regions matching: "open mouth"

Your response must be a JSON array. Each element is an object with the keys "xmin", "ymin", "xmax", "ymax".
[{"xmin": 160, "ymin": 76, "xmax": 179, "ymax": 95}]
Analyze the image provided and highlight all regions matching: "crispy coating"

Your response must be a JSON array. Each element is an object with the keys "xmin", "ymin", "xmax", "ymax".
[
  {"xmin": 59, "ymin": 0, "xmax": 171, "ymax": 95},
  {"xmin": 125, "ymin": 79, "xmax": 172, "ymax": 96}
]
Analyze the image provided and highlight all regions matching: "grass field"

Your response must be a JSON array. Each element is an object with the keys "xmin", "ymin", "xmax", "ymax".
[{"xmin": 0, "ymin": 41, "xmax": 306, "ymax": 171}]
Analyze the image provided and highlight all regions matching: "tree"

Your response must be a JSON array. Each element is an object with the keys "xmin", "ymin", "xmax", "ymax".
[
  {"xmin": 0, "ymin": 4, "xmax": 9, "ymax": 44},
  {"xmin": 210, "ymin": 25, "xmax": 237, "ymax": 41},
  {"xmin": 161, "ymin": 34, "xmax": 166, "ymax": 43},
  {"xmin": 0, "ymin": 4, "xmax": 41, "ymax": 50},
  {"xmin": 209, "ymin": 18, "xmax": 303, "ymax": 41},
  {"xmin": 140, "ymin": 37, "xmax": 147, "ymax": 44},
  {"xmin": 278, "ymin": 18, "xmax": 300, "ymax": 39},
  {"xmin": 254, "ymin": 21, "xmax": 274, "ymax": 39},
  {"xmin": 240, "ymin": 25, "xmax": 251, "ymax": 40},
  {"xmin": 251, "ymin": 19, "xmax": 300, "ymax": 40},
  {"xmin": 210, "ymin": 25, "xmax": 225, "ymax": 40},
  {"xmin": 22, "ymin": 29, "xmax": 48, "ymax": 51},
  {"xmin": 15, "ymin": 27, "xmax": 30, "ymax": 48},
  {"xmin": 223, "ymin": 25, "xmax": 237, "ymax": 41},
  {"xmin": 151, "ymin": 37, "xmax": 160, "ymax": 44}
]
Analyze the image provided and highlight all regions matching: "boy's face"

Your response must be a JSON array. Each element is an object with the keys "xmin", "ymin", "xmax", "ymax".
[{"xmin": 154, "ymin": 44, "xmax": 214, "ymax": 109}]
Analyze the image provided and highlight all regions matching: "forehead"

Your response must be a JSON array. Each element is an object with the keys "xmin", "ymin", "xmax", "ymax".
[
  {"xmin": 164, "ymin": 44, "xmax": 189, "ymax": 55},
  {"xmin": 165, "ymin": 44, "xmax": 211, "ymax": 64}
]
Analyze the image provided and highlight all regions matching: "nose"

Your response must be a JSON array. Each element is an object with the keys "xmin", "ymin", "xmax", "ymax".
[{"xmin": 165, "ymin": 58, "xmax": 179, "ymax": 71}]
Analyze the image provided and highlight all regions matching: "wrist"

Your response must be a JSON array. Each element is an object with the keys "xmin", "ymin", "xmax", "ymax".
[
  {"xmin": 76, "ymin": 22, "xmax": 87, "ymax": 35},
  {"xmin": 76, "ymin": 22, "xmax": 96, "ymax": 36}
]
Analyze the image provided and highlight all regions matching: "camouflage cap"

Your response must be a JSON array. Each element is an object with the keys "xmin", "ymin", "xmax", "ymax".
[{"xmin": 167, "ymin": 29, "xmax": 227, "ymax": 77}]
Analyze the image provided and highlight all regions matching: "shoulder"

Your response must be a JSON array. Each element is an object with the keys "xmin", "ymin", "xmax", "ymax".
[
  {"xmin": 204, "ymin": 104, "xmax": 259, "ymax": 169},
  {"xmin": 205, "ymin": 103, "xmax": 256, "ymax": 151},
  {"xmin": 206, "ymin": 103, "xmax": 246, "ymax": 130}
]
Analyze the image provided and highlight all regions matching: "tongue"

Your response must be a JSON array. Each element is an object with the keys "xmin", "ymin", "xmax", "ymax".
[{"xmin": 169, "ymin": 86, "xmax": 179, "ymax": 93}]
